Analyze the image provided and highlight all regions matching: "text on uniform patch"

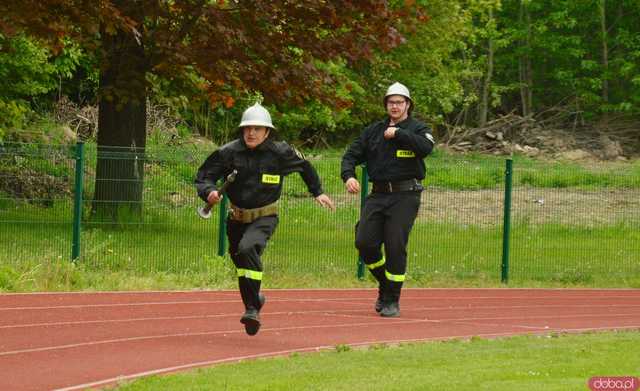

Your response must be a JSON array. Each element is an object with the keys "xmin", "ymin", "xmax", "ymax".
[
  {"xmin": 262, "ymin": 174, "xmax": 281, "ymax": 184},
  {"xmin": 396, "ymin": 150, "xmax": 416, "ymax": 158}
]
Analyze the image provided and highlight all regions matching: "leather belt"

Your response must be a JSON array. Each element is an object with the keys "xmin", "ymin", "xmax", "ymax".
[
  {"xmin": 372, "ymin": 179, "xmax": 421, "ymax": 193},
  {"xmin": 229, "ymin": 202, "xmax": 278, "ymax": 223}
]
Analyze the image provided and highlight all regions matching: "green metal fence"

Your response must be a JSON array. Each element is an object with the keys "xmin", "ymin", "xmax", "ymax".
[{"xmin": 1, "ymin": 142, "xmax": 638, "ymax": 284}]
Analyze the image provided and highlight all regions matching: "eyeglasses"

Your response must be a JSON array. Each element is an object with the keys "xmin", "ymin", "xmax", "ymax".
[
  {"xmin": 244, "ymin": 127, "xmax": 267, "ymax": 134},
  {"xmin": 387, "ymin": 100, "xmax": 406, "ymax": 107}
]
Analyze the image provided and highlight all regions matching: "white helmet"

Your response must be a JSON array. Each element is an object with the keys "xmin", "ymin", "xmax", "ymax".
[
  {"xmin": 384, "ymin": 82, "xmax": 411, "ymax": 102},
  {"xmin": 238, "ymin": 103, "xmax": 275, "ymax": 129}
]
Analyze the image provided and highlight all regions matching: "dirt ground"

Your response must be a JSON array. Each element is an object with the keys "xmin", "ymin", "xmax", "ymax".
[
  {"xmin": 329, "ymin": 186, "xmax": 639, "ymax": 227},
  {"xmin": 420, "ymin": 188, "xmax": 640, "ymax": 226}
]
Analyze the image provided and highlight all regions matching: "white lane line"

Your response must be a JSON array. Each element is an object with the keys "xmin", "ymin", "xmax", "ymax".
[
  {"xmin": 0, "ymin": 300, "xmax": 237, "ymax": 311},
  {"xmin": 0, "ymin": 297, "xmax": 385, "ymax": 311},
  {"xmin": 323, "ymin": 311, "xmax": 640, "ymax": 324},
  {"xmin": 0, "ymin": 314, "xmax": 238, "ymax": 329},
  {"xmin": 3, "ymin": 308, "xmax": 640, "ymax": 357},
  {"xmin": 3, "ymin": 287, "xmax": 639, "ymax": 297},
  {"xmin": 2, "ymin": 296, "xmax": 639, "ymax": 311},
  {"xmin": 2, "ymin": 292, "xmax": 639, "ymax": 311},
  {"xmin": 2, "ymin": 303, "xmax": 639, "ymax": 329},
  {"xmin": 322, "ymin": 311, "xmax": 640, "ymax": 331},
  {"xmin": 0, "ymin": 319, "xmax": 419, "ymax": 357},
  {"xmin": 51, "ymin": 346, "xmax": 346, "ymax": 391},
  {"xmin": 51, "ymin": 324, "xmax": 640, "ymax": 391}
]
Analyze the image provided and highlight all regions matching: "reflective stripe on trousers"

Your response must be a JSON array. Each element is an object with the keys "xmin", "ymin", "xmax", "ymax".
[{"xmin": 237, "ymin": 268, "xmax": 263, "ymax": 281}]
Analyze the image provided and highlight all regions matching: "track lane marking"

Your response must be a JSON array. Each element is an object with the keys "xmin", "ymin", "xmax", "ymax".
[
  {"xmin": 2, "ymin": 294, "xmax": 638, "ymax": 310},
  {"xmin": 2, "ymin": 303, "xmax": 639, "ymax": 329},
  {"xmin": 3, "ymin": 311, "xmax": 640, "ymax": 356},
  {"xmin": 50, "ymin": 324, "xmax": 640, "ymax": 391}
]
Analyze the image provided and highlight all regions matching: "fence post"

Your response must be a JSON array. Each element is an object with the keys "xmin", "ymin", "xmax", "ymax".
[
  {"xmin": 71, "ymin": 141, "xmax": 85, "ymax": 261},
  {"xmin": 357, "ymin": 165, "xmax": 369, "ymax": 279},
  {"xmin": 501, "ymin": 158, "xmax": 513, "ymax": 283},
  {"xmin": 217, "ymin": 196, "xmax": 228, "ymax": 256}
]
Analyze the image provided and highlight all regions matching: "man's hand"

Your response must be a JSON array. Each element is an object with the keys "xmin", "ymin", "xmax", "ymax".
[
  {"xmin": 384, "ymin": 126, "xmax": 398, "ymax": 140},
  {"xmin": 207, "ymin": 190, "xmax": 223, "ymax": 205},
  {"xmin": 345, "ymin": 177, "xmax": 360, "ymax": 194},
  {"xmin": 315, "ymin": 194, "xmax": 336, "ymax": 211}
]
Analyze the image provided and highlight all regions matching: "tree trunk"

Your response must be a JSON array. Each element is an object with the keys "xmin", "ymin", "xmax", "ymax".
[
  {"xmin": 600, "ymin": 0, "xmax": 609, "ymax": 121},
  {"xmin": 598, "ymin": 0, "xmax": 609, "ymax": 130},
  {"xmin": 93, "ymin": 23, "xmax": 147, "ymax": 223},
  {"xmin": 478, "ymin": 9, "xmax": 494, "ymax": 127},
  {"xmin": 519, "ymin": 1, "xmax": 533, "ymax": 117}
]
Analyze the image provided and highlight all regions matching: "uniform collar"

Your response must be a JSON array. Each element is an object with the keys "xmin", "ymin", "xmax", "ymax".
[
  {"xmin": 386, "ymin": 116, "xmax": 411, "ymax": 128},
  {"xmin": 239, "ymin": 137, "xmax": 273, "ymax": 152}
]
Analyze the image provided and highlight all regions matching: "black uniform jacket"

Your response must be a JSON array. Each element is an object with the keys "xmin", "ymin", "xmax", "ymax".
[
  {"xmin": 341, "ymin": 116, "xmax": 435, "ymax": 183},
  {"xmin": 196, "ymin": 138, "xmax": 324, "ymax": 209}
]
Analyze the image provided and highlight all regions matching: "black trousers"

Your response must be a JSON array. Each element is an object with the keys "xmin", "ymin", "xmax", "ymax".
[
  {"xmin": 227, "ymin": 215, "xmax": 279, "ymax": 310},
  {"xmin": 355, "ymin": 190, "xmax": 421, "ymax": 301}
]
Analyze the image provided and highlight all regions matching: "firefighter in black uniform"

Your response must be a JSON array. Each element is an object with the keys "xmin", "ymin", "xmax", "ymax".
[
  {"xmin": 341, "ymin": 82, "xmax": 435, "ymax": 317},
  {"xmin": 196, "ymin": 103, "xmax": 335, "ymax": 335}
]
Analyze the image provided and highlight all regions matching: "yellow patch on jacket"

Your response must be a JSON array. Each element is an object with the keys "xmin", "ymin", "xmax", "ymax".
[
  {"xmin": 396, "ymin": 150, "xmax": 416, "ymax": 158},
  {"xmin": 261, "ymin": 174, "xmax": 281, "ymax": 184}
]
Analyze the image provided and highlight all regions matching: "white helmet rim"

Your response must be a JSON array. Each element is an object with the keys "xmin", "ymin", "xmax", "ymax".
[
  {"xmin": 384, "ymin": 82, "xmax": 411, "ymax": 101},
  {"xmin": 238, "ymin": 103, "xmax": 275, "ymax": 130}
]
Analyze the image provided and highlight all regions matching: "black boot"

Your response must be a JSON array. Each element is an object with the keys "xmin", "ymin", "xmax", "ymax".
[
  {"xmin": 369, "ymin": 266, "xmax": 387, "ymax": 313},
  {"xmin": 380, "ymin": 280, "xmax": 402, "ymax": 317},
  {"xmin": 380, "ymin": 300, "xmax": 400, "ymax": 317},
  {"xmin": 238, "ymin": 278, "xmax": 263, "ymax": 335},
  {"xmin": 241, "ymin": 308, "xmax": 261, "ymax": 335},
  {"xmin": 238, "ymin": 277, "xmax": 262, "ymax": 309},
  {"xmin": 240, "ymin": 293, "xmax": 265, "ymax": 336},
  {"xmin": 375, "ymin": 295, "xmax": 384, "ymax": 313}
]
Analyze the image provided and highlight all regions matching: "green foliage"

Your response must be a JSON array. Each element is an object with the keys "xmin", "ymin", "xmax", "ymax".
[
  {"xmin": 0, "ymin": 99, "xmax": 30, "ymax": 138},
  {"xmin": 0, "ymin": 265, "xmax": 19, "ymax": 290},
  {"xmin": 494, "ymin": 0, "xmax": 640, "ymax": 118},
  {"xmin": 0, "ymin": 35, "xmax": 57, "ymax": 98},
  {"xmin": 0, "ymin": 258, "xmax": 86, "ymax": 292},
  {"xmin": 428, "ymin": 159, "xmax": 504, "ymax": 190},
  {"xmin": 334, "ymin": 344, "xmax": 352, "ymax": 353},
  {"xmin": 0, "ymin": 34, "xmax": 87, "ymax": 139},
  {"xmin": 515, "ymin": 163, "xmax": 640, "ymax": 189},
  {"xmin": 2, "ymin": 1, "xmax": 639, "ymax": 145}
]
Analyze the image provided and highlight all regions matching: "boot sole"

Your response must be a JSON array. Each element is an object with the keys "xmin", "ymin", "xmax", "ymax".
[{"xmin": 240, "ymin": 316, "xmax": 261, "ymax": 336}]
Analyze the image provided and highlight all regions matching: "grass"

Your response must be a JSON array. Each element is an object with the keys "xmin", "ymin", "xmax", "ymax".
[
  {"xmin": 2, "ymin": 193, "xmax": 638, "ymax": 292},
  {"xmin": 0, "ymin": 256, "xmax": 239, "ymax": 292},
  {"xmin": 1, "ymin": 142, "xmax": 639, "ymax": 291},
  {"xmin": 115, "ymin": 330, "xmax": 640, "ymax": 390},
  {"xmin": 2, "ymin": 143, "xmax": 638, "ymax": 390}
]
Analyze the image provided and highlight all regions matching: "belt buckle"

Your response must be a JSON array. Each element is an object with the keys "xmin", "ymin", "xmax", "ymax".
[{"xmin": 241, "ymin": 209, "xmax": 252, "ymax": 223}]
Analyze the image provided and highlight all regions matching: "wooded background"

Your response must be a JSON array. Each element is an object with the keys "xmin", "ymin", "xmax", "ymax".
[{"xmin": 1, "ymin": 0, "xmax": 639, "ymax": 155}]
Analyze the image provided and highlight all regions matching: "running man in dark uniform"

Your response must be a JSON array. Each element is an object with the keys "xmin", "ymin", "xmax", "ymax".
[
  {"xmin": 341, "ymin": 82, "xmax": 435, "ymax": 317},
  {"xmin": 196, "ymin": 103, "xmax": 335, "ymax": 335}
]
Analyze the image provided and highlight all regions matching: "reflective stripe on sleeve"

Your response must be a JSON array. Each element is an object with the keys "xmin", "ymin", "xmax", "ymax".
[{"xmin": 237, "ymin": 268, "xmax": 263, "ymax": 280}]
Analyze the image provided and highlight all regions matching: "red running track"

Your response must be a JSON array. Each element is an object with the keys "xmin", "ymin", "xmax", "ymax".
[{"xmin": 1, "ymin": 288, "xmax": 639, "ymax": 390}]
